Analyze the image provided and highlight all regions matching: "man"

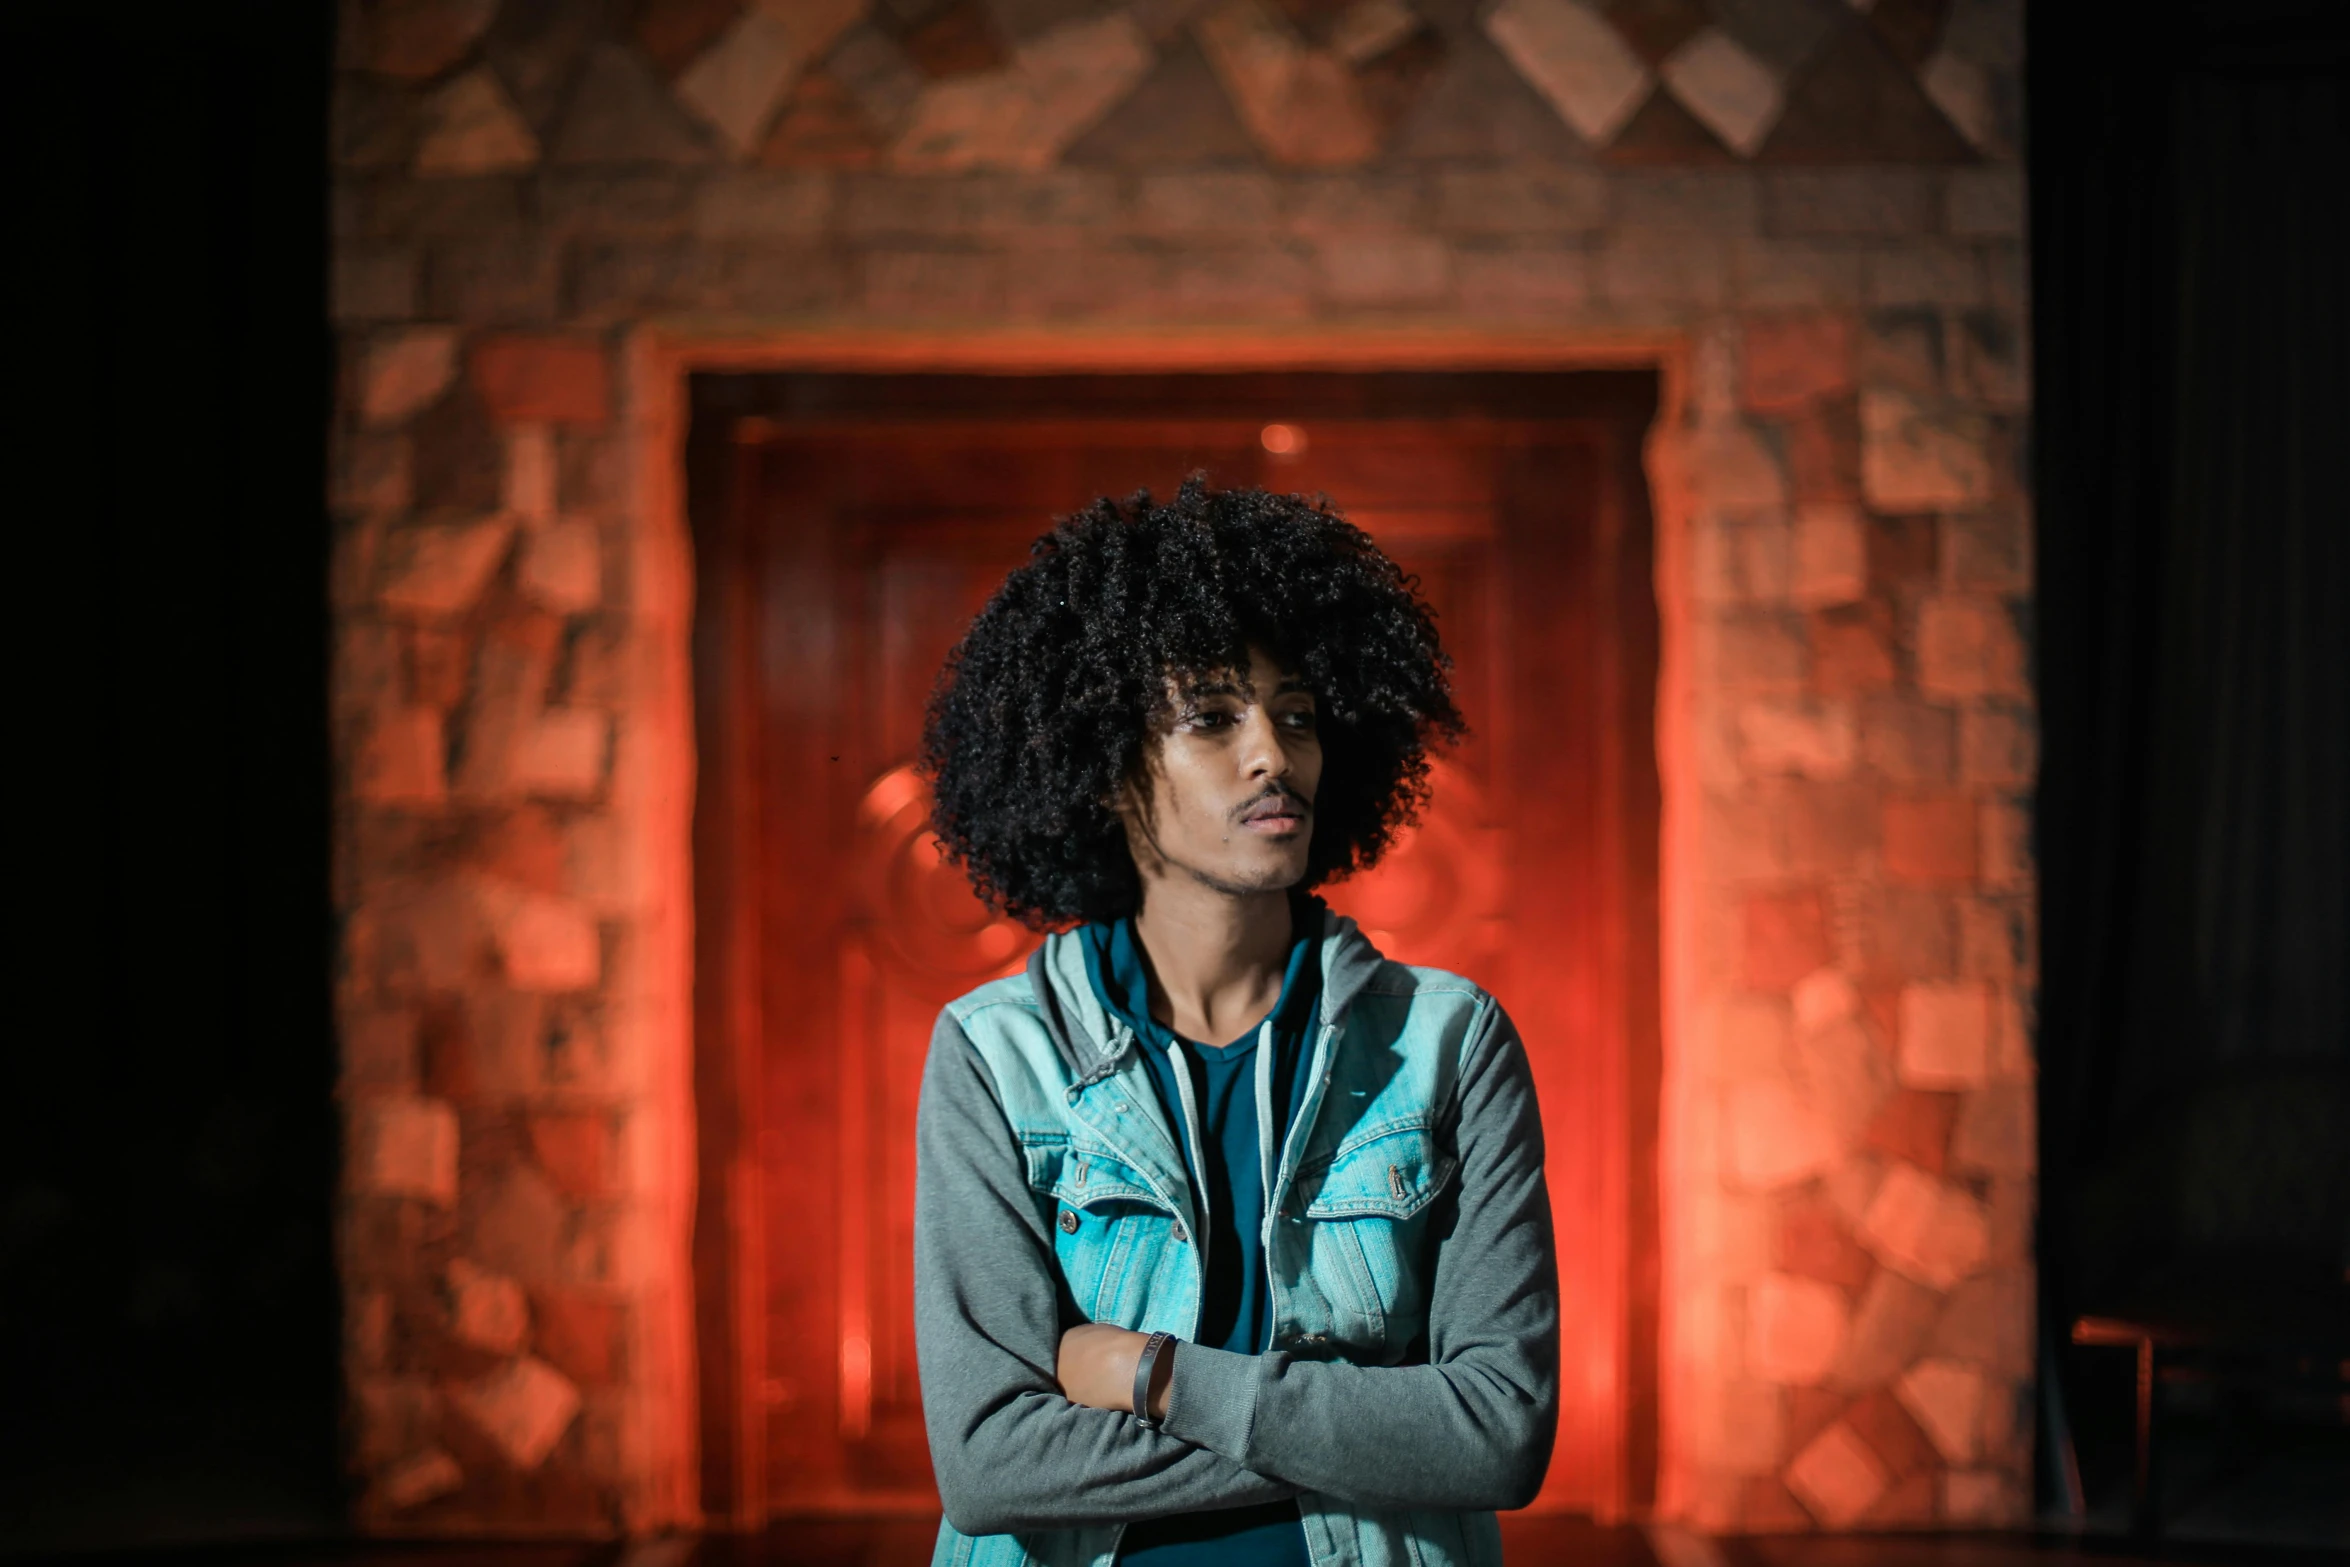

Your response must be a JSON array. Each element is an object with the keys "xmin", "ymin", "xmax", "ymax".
[{"xmin": 914, "ymin": 479, "xmax": 1558, "ymax": 1567}]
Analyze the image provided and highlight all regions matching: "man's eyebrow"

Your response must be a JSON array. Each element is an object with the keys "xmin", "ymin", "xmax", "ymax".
[
  {"xmin": 1179, "ymin": 677, "xmax": 1244, "ymax": 699},
  {"xmin": 1274, "ymin": 676, "xmax": 1313, "ymax": 695}
]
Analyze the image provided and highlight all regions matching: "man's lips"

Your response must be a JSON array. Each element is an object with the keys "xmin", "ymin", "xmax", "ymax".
[{"xmin": 1237, "ymin": 795, "xmax": 1310, "ymax": 829}]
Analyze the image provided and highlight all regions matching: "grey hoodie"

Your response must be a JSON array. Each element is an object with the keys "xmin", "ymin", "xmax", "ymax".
[{"xmin": 912, "ymin": 912, "xmax": 1559, "ymax": 1549}]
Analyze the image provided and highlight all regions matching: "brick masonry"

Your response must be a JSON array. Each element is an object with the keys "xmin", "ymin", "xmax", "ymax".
[{"xmin": 331, "ymin": 0, "xmax": 2033, "ymax": 1537}]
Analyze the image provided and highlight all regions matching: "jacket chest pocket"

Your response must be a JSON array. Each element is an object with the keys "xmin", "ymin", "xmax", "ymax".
[
  {"xmin": 1021, "ymin": 1138, "xmax": 1170, "ymax": 1327},
  {"xmin": 1294, "ymin": 1122, "xmax": 1455, "ymax": 1354}
]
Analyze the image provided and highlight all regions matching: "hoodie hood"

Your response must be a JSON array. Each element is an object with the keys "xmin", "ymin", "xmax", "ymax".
[{"xmin": 1024, "ymin": 904, "xmax": 1389, "ymax": 1084}]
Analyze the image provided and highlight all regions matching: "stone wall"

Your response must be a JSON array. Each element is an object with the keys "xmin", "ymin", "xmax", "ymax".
[{"xmin": 329, "ymin": 0, "xmax": 2033, "ymax": 1535}]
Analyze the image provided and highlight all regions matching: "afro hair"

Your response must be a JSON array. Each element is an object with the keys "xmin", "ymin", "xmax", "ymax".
[{"xmin": 920, "ymin": 478, "xmax": 1464, "ymax": 929}]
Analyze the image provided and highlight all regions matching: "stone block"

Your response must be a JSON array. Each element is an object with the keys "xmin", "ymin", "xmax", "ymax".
[
  {"xmin": 1695, "ymin": 1375, "xmax": 1786, "ymax": 1476},
  {"xmin": 422, "ymin": 233, "xmax": 563, "ymax": 325},
  {"xmin": 1792, "ymin": 967, "xmax": 1860, "ymax": 1031},
  {"xmin": 355, "ymin": 708, "xmax": 448, "ymax": 807},
  {"xmin": 1785, "ymin": 394, "xmax": 1862, "ymax": 502},
  {"xmin": 336, "ymin": 432, "xmax": 414, "ymax": 519},
  {"xmin": 1762, "ymin": 170, "xmax": 1934, "ymax": 238},
  {"xmin": 470, "ymin": 336, "xmax": 610, "ymax": 428},
  {"xmin": 1482, "ymin": 0, "xmax": 1652, "ymax": 149},
  {"xmin": 1950, "ymin": 1084, "xmax": 2033, "ymax": 1176},
  {"xmin": 532, "ymin": 1289, "xmax": 622, "ymax": 1388},
  {"xmin": 1743, "ymin": 315, "xmax": 1852, "ymax": 416},
  {"xmin": 1848, "ymin": 1385, "xmax": 1939, "ymax": 1481},
  {"xmin": 1896, "ymin": 1358, "xmax": 1983, "ymax": 1463},
  {"xmin": 1865, "ymin": 242, "xmax": 1985, "ymax": 307},
  {"xmin": 1861, "ymin": 389, "xmax": 1992, "ymax": 512},
  {"xmin": 861, "ymin": 249, "xmax": 1008, "ymax": 318},
  {"xmin": 415, "ymin": 67, "xmax": 539, "ymax": 177},
  {"xmin": 517, "ymin": 522, "xmax": 602, "ymax": 614},
  {"xmin": 1433, "ymin": 166, "xmax": 1608, "ymax": 234},
  {"xmin": 446, "ymin": 1356, "xmax": 580, "ymax": 1471},
  {"xmin": 1947, "ymin": 168, "xmax": 2023, "ymax": 238},
  {"xmin": 1732, "ymin": 238, "xmax": 1865, "ymax": 309},
  {"xmin": 1454, "ymin": 247, "xmax": 1591, "ymax": 314},
  {"xmin": 1958, "ymin": 706, "xmax": 2035, "ymax": 786},
  {"xmin": 335, "ymin": 246, "xmax": 419, "ymax": 324},
  {"xmin": 1860, "ymin": 1161, "xmax": 1989, "ymax": 1290},
  {"xmin": 1863, "ymin": 1089, "xmax": 1957, "ymax": 1175},
  {"xmin": 373, "ymin": 1446, "xmax": 463, "ymax": 1512},
  {"xmin": 1779, "ymin": 780, "xmax": 1880, "ymax": 877},
  {"xmin": 1133, "ymin": 170, "xmax": 1281, "ymax": 232},
  {"xmin": 1785, "ymin": 1420, "xmax": 1889, "ymax": 1527},
  {"xmin": 1611, "ymin": 171, "xmax": 1760, "ymax": 236},
  {"xmin": 1787, "ymin": 503, "xmax": 1865, "ymax": 606},
  {"xmin": 1316, "ymin": 236, "xmax": 1452, "ymax": 307},
  {"xmin": 359, "ymin": 328, "xmax": 459, "ymax": 428},
  {"xmin": 467, "ymin": 1162, "xmax": 568, "ymax": 1285},
  {"xmin": 1709, "ymin": 611, "xmax": 1809, "ymax": 691},
  {"xmin": 379, "ymin": 517, "xmax": 515, "ymax": 621},
  {"xmin": 1832, "ymin": 1267, "xmax": 1942, "ymax": 1390},
  {"xmin": 1981, "ymin": 797, "xmax": 2032, "ymax": 891},
  {"xmin": 967, "ymin": 172, "xmax": 1125, "ymax": 239},
  {"xmin": 1943, "ymin": 510, "xmax": 2031, "ymax": 593},
  {"xmin": 1957, "ymin": 897, "xmax": 2028, "ymax": 982},
  {"xmin": 528, "ymin": 1112, "xmax": 617, "ymax": 1200},
  {"xmin": 479, "ymin": 885, "xmax": 600, "ymax": 992},
  {"xmin": 1917, "ymin": 597, "xmax": 2026, "ymax": 700},
  {"xmin": 447, "ymin": 1257, "xmax": 529, "ymax": 1353},
  {"xmin": 1595, "ymin": 237, "xmax": 1729, "ymax": 308},
  {"xmin": 1808, "ymin": 604, "xmax": 1895, "ymax": 694},
  {"xmin": 1954, "ymin": 311, "xmax": 2032, "ymax": 412},
  {"xmin": 360, "ymin": 0, "xmax": 496, "ymax": 81},
  {"xmin": 1726, "ymin": 1080, "xmax": 1840, "ymax": 1190},
  {"xmin": 1867, "ymin": 887, "xmax": 1957, "ymax": 981},
  {"xmin": 348, "ymin": 1096, "xmax": 459, "ymax": 1206},
  {"xmin": 1932, "ymin": 1270, "xmax": 2033, "ymax": 1377},
  {"xmin": 1796, "ymin": 1016, "xmax": 1894, "ymax": 1151},
  {"xmin": 674, "ymin": 5, "xmax": 839, "ymax": 157},
  {"xmin": 512, "ymin": 710, "xmax": 610, "ymax": 800},
  {"xmin": 1883, "ymin": 793, "xmax": 1978, "ymax": 883},
  {"xmin": 1898, "ymin": 981, "xmax": 1993, "ymax": 1088},
  {"xmin": 1775, "ymin": 1195, "xmax": 1875, "ymax": 1291},
  {"xmin": 692, "ymin": 169, "xmax": 832, "ymax": 238},
  {"xmin": 354, "ymin": 1374, "xmax": 436, "ymax": 1468},
  {"xmin": 502, "ymin": 427, "xmax": 557, "ymax": 523},
  {"xmin": 343, "ymin": 1010, "xmax": 418, "ymax": 1099},
  {"xmin": 1286, "ymin": 173, "xmax": 1428, "ymax": 234},
  {"xmin": 1750, "ymin": 1273, "xmax": 1849, "ymax": 1385},
  {"xmin": 1824, "ymin": 1154, "xmax": 1887, "ymax": 1233},
  {"xmin": 1738, "ymin": 698, "xmax": 1856, "ymax": 780},
  {"xmin": 1861, "ymin": 698, "xmax": 1956, "ymax": 784},
  {"xmin": 1943, "ymin": 1467, "xmax": 2024, "ymax": 1526},
  {"xmin": 1743, "ymin": 888, "xmax": 1831, "ymax": 989}
]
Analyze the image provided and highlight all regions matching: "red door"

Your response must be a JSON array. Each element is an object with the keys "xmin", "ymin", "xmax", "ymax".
[{"xmin": 691, "ymin": 374, "xmax": 1659, "ymax": 1522}]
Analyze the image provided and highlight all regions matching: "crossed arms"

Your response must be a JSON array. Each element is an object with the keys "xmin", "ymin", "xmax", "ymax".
[{"xmin": 911, "ymin": 1001, "xmax": 1560, "ymax": 1537}]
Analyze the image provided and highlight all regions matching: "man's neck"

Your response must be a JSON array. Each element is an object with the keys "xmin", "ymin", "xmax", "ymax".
[{"xmin": 1129, "ymin": 878, "xmax": 1294, "ymax": 1047}]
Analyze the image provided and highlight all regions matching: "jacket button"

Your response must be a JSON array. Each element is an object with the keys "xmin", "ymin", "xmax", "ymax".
[
  {"xmin": 1058, "ymin": 1209, "xmax": 1080, "ymax": 1234},
  {"xmin": 1170, "ymin": 1219, "xmax": 1188, "ymax": 1242}
]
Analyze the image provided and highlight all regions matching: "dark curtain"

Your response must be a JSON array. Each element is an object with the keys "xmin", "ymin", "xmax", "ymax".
[
  {"xmin": 2031, "ymin": 0, "xmax": 2349, "ymax": 1346},
  {"xmin": 4, "ymin": 7, "xmax": 340, "ymax": 1550}
]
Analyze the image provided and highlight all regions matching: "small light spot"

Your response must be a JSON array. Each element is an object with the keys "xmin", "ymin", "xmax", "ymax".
[{"xmin": 1260, "ymin": 422, "xmax": 1306, "ymax": 456}]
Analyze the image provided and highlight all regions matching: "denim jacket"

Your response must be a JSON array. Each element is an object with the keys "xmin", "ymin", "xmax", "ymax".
[{"xmin": 913, "ymin": 909, "xmax": 1559, "ymax": 1567}]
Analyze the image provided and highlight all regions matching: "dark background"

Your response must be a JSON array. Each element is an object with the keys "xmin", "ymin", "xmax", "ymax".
[{"xmin": 5, "ymin": 1, "xmax": 2345, "ymax": 1554}]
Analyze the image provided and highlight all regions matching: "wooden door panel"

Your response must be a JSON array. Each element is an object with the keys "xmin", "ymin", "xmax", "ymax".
[{"xmin": 693, "ymin": 381, "xmax": 1659, "ymax": 1520}]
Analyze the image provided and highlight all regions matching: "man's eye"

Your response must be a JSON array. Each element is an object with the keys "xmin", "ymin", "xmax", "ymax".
[{"xmin": 1281, "ymin": 709, "xmax": 1317, "ymax": 729}]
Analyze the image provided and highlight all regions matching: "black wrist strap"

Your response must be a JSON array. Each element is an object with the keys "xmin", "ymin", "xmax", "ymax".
[{"xmin": 1132, "ymin": 1330, "xmax": 1173, "ymax": 1429}]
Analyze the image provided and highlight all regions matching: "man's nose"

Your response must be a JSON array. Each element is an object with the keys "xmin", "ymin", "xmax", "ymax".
[{"xmin": 1238, "ymin": 706, "xmax": 1291, "ymax": 780}]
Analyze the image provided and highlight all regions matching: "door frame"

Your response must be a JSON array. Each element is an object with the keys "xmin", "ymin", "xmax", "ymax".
[{"xmin": 632, "ymin": 325, "xmax": 1701, "ymax": 1529}]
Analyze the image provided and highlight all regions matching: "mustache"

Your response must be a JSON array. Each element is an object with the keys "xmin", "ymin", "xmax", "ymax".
[{"xmin": 1233, "ymin": 784, "xmax": 1314, "ymax": 823}]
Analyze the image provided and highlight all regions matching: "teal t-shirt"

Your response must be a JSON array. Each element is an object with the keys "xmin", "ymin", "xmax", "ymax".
[{"xmin": 1079, "ymin": 900, "xmax": 1322, "ymax": 1567}]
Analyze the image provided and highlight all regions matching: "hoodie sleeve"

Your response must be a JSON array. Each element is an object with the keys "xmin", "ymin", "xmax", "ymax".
[
  {"xmin": 913, "ymin": 1006, "xmax": 1300, "ymax": 1537},
  {"xmin": 1153, "ymin": 996, "xmax": 1560, "ymax": 1511}
]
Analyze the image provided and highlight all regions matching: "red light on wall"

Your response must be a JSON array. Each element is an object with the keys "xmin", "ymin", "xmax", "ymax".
[{"xmin": 1260, "ymin": 422, "xmax": 1306, "ymax": 455}]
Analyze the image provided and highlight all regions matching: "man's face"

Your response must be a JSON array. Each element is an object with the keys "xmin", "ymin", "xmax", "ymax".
[{"xmin": 1120, "ymin": 644, "xmax": 1323, "ymax": 900}]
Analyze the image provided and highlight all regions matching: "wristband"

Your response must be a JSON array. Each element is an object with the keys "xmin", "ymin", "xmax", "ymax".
[{"xmin": 1132, "ymin": 1330, "xmax": 1174, "ymax": 1429}]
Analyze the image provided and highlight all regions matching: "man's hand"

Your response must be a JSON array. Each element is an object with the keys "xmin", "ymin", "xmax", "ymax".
[{"xmin": 1057, "ymin": 1323, "xmax": 1174, "ymax": 1421}]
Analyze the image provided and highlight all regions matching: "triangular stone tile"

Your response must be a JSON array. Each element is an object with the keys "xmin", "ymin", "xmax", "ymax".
[
  {"xmin": 759, "ymin": 67, "xmax": 887, "ymax": 167},
  {"xmin": 362, "ymin": 0, "xmax": 500, "ymax": 83},
  {"xmin": 486, "ymin": 0, "xmax": 610, "ymax": 134},
  {"xmin": 1600, "ymin": 0, "xmax": 1710, "ymax": 66},
  {"xmin": 1602, "ymin": 82, "xmax": 1735, "ymax": 162},
  {"xmin": 1194, "ymin": 0, "xmax": 1389, "ymax": 167},
  {"xmin": 1758, "ymin": 19, "xmax": 1971, "ymax": 162},
  {"xmin": 1063, "ymin": 32, "xmax": 1262, "ymax": 166},
  {"xmin": 548, "ymin": 42, "xmax": 715, "ymax": 165},
  {"xmin": 1866, "ymin": 0, "xmax": 1951, "ymax": 69},
  {"xmin": 632, "ymin": 0, "xmax": 745, "ymax": 80},
  {"xmin": 1388, "ymin": 24, "xmax": 1589, "ymax": 162},
  {"xmin": 900, "ymin": 0, "xmax": 1009, "ymax": 77},
  {"xmin": 1713, "ymin": 0, "xmax": 1847, "ymax": 76},
  {"xmin": 415, "ymin": 66, "xmax": 541, "ymax": 176}
]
